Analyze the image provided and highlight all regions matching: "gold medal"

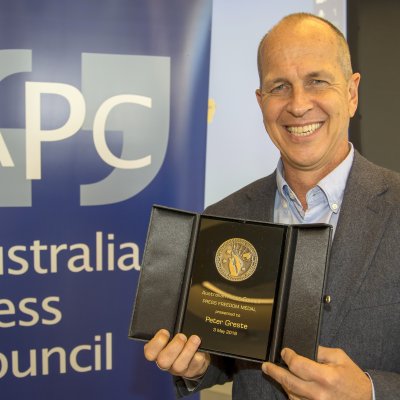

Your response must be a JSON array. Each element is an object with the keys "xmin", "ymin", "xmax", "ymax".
[{"xmin": 215, "ymin": 238, "xmax": 258, "ymax": 282}]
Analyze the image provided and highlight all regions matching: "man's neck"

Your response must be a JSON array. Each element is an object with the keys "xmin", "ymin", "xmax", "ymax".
[
  {"xmin": 283, "ymin": 163, "xmax": 343, "ymax": 210},
  {"xmin": 281, "ymin": 144, "xmax": 352, "ymax": 210},
  {"xmin": 283, "ymin": 169, "xmax": 320, "ymax": 210}
]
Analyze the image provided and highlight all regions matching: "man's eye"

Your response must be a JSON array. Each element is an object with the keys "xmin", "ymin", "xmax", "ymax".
[
  {"xmin": 270, "ymin": 84, "xmax": 287, "ymax": 93},
  {"xmin": 311, "ymin": 79, "xmax": 328, "ymax": 86}
]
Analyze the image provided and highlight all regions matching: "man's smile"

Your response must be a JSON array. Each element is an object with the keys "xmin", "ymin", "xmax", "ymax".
[{"xmin": 285, "ymin": 122, "xmax": 323, "ymax": 137}]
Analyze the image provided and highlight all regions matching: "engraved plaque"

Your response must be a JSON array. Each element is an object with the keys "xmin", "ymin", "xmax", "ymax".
[{"xmin": 181, "ymin": 216, "xmax": 286, "ymax": 361}]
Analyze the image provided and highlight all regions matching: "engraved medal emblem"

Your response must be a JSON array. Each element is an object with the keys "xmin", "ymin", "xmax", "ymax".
[{"xmin": 215, "ymin": 238, "xmax": 258, "ymax": 282}]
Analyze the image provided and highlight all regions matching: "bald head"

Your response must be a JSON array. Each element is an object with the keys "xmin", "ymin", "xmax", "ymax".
[{"xmin": 257, "ymin": 13, "xmax": 353, "ymax": 87}]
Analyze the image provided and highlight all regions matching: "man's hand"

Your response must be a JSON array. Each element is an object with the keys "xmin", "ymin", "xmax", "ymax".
[
  {"xmin": 144, "ymin": 329, "xmax": 210, "ymax": 379},
  {"xmin": 262, "ymin": 346, "xmax": 372, "ymax": 400}
]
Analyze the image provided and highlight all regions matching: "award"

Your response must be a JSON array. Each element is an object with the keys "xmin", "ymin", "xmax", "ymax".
[
  {"xmin": 181, "ymin": 216, "xmax": 285, "ymax": 361},
  {"xmin": 129, "ymin": 205, "xmax": 331, "ymax": 363}
]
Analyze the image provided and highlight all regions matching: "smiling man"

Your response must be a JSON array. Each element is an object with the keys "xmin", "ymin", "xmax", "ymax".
[
  {"xmin": 144, "ymin": 13, "xmax": 400, "ymax": 399},
  {"xmin": 255, "ymin": 15, "xmax": 360, "ymax": 210}
]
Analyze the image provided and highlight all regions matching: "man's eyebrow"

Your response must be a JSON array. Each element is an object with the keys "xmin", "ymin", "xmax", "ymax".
[
  {"xmin": 262, "ymin": 77, "xmax": 288, "ymax": 87},
  {"xmin": 306, "ymin": 71, "xmax": 335, "ymax": 80},
  {"xmin": 261, "ymin": 71, "xmax": 336, "ymax": 88}
]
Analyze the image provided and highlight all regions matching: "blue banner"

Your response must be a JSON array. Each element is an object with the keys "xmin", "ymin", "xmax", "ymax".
[{"xmin": 0, "ymin": 1, "xmax": 211, "ymax": 399}]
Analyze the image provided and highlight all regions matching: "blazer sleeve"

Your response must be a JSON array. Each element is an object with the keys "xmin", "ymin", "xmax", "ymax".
[{"xmin": 368, "ymin": 370, "xmax": 400, "ymax": 400}]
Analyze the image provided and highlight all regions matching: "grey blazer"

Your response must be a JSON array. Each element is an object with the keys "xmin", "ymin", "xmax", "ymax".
[{"xmin": 175, "ymin": 151, "xmax": 400, "ymax": 399}]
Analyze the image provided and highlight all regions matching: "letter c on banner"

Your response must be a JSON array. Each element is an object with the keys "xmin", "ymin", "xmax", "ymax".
[
  {"xmin": 93, "ymin": 95, "xmax": 152, "ymax": 169},
  {"xmin": 70, "ymin": 345, "xmax": 92, "ymax": 373}
]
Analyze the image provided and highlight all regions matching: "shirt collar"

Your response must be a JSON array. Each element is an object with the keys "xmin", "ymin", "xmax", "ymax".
[
  {"xmin": 317, "ymin": 143, "xmax": 354, "ymax": 213},
  {"xmin": 275, "ymin": 143, "xmax": 354, "ymax": 213}
]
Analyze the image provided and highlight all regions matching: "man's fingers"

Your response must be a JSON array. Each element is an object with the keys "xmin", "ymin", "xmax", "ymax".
[
  {"xmin": 264, "ymin": 347, "xmax": 373, "ymax": 399},
  {"xmin": 156, "ymin": 333, "xmax": 188, "ymax": 370},
  {"xmin": 262, "ymin": 361, "xmax": 315, "ymax": 398},
  {"xmin": 317, "ymin": 345, "xmax": 346, "ymax": 364},
  {"xmin": 143, "ymin": 329, "xmax": 171, "ymax": 361},
  {"xmin": 169, "ymin": 335, "xmax": 202, "ymax": 375},
  {"xmin": 184, "ymin": 351, "xmax": 210, "ymax": 378},
  {"xmin": 168, "ymin": 335, "xmax": 210, "ymax": 378},
  {"xmin": 144, "ymin": 331, "xmax": 210, "ymax": 379},
  {"xmin": 280, "ymin": 348, "xmax": 324, "ymax": 382}
]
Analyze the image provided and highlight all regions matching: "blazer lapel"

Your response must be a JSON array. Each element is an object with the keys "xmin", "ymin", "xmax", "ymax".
[
  {"xmin": 321, "ymin": 152, "xmax": 394, "ymax": 343},
  {"xmin": 235, "ymin": 172, "xmax": 276, "ymax": 223},
  {"xmin": 249, "ymin": 173, "xmax": 276, "ymax": 222}
]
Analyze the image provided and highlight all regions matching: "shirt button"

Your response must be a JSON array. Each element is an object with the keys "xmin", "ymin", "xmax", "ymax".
[
  {"xmin": 331, "ymin": 203, "xmax": 338, "ymax": 211},
  {"xmin": 282, "ymin": 201, "xmax": 288, "ymax": 209}
]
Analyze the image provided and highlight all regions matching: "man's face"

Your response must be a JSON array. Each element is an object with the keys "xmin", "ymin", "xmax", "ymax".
[{"xmin": 256, "ymin": 20, "xmax": 360, "ymax": 176}]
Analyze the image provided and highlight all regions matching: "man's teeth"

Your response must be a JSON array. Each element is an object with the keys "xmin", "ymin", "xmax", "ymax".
[{"xmin": 287, "ymin": 123, "xmax": 322, "ymax": 136}]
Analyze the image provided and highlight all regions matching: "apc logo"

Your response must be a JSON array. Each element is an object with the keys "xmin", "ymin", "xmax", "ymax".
[{"xmin": 0, "ymin": 50, "xmax": 170, "ymax": 206}]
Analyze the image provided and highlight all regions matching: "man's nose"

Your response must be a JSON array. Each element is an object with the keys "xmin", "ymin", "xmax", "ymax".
[{"xmin": 285, "ymin": 86, "xmax": 313, "ymax": 117}]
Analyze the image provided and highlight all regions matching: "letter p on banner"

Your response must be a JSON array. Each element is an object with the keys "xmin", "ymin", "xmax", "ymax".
[{"xmin": 25, "ymin": 82, "xmax": 86, "ymax": 180}]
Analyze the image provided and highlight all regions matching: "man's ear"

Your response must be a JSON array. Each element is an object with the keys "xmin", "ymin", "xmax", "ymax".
[
  {"xmin": 348, "ymin": 72, "xmax": 361, "ymax": 117},
  {"xmin": 255, "ymin": 88, "xmax": 263, "ymax": 108}
]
